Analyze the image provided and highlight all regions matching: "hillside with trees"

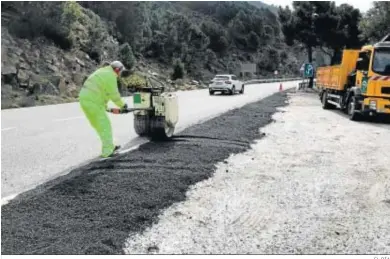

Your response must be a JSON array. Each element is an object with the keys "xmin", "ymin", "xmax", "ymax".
[{"xmin": 1, "ymin": 1, "xmax": 303, "ymax": 109}]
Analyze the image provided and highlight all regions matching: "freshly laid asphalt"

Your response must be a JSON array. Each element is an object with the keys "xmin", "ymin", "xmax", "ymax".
[
  {"xmin": 1, "ymin": 90, "xmax": 290, "ymax": 255},
  {"xmin": 1, "ymin": 81, "xmax": 298, "ymax": 199}
]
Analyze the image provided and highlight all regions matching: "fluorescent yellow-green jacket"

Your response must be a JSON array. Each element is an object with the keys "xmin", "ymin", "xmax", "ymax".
[{"xmin": 79, "ymin": 66, "xmax": 125, "ymax": 108}]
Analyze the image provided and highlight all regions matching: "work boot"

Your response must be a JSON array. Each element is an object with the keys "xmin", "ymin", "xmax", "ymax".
[
  {"xmin": 103, "ymin": 145, "xmax": 121, "ymax": 158},
  {"xmin": 109, "ymin": 145, "xmax": 121, "ymax": 157}
]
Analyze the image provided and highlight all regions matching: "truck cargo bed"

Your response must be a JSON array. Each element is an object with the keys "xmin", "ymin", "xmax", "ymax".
[
  {"xmin": 316, "ymin": 49, "xmax": 360, "ymax": 91},
  {"xmin": 317, "ymin": 65, "xmax": 348, "ymax": 91}
]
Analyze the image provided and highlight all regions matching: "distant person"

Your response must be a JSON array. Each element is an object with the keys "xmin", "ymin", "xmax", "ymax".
[{"xmin": 78, "ymin": 61, "xmax": 128, "ymax": 158}]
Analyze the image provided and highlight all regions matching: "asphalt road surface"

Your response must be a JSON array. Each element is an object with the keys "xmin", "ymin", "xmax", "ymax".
[
  {"xmin": 1, "ymin": 81, "xmax": 297, "ymax": 200},
  {"xmin": 1, "ymin": 89, "xmax": 291, "ymax": 254}
]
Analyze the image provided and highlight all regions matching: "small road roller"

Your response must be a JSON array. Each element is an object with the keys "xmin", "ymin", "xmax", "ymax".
[{"xmin": 107, "ymin": 77, "xmax": 179, "ymax": 140}]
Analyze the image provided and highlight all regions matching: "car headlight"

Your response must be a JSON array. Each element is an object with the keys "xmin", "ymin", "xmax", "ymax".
[{"xmin": 369, "ymin": 100, "xmax": 377, "ymax": 110}]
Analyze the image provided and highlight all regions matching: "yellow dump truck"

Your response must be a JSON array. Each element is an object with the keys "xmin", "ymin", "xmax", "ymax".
[{"xmin": 316, "ymin": 36, "xmax": 390, "ymax": 120}]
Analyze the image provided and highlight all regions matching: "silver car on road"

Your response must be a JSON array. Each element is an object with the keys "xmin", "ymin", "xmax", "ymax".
[{"xmin": 208, "ymin": 74, "xmax": 244, "ymax": 95}]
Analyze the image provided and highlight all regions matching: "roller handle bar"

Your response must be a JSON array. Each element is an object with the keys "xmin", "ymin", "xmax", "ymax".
[{"xmin": 106, "ymin": 107, "xmax": 153, "ymax": 114}]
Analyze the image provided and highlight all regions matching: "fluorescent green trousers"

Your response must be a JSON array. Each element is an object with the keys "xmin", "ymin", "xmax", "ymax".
[
  {"xmin": 79, "ymin": 96, "xmax": 115, "ymax": 158},
  {"xmin": 78, "ymin": 65, "xmax": 125, "ymax": 157}
]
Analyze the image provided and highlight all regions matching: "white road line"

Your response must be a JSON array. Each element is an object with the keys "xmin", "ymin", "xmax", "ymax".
[
  {"xmin": 1, "ymin": 127, "xmax": 16, "ymax": 131},
  {"xmin": 98, "ymin": 145, "xmax": 142, "ymax": 161},
  {"xmin": 118, "ymin": 145, "xmax": 141, "ymax": 154},
  {"xmin": 1, "ymin": 194, "xmax": 17, "ymax": 206},
  {"xmin": 53, "ymin": 116, "xmax": 84, "ymax": 122}
]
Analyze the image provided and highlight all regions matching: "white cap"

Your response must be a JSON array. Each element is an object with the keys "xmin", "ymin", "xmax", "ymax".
[{"xmin": 110, "ymin": 61, "xmax": 126, "ymax": 72}]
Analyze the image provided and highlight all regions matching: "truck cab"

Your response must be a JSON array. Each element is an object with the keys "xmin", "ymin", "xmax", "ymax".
[
  {"xmin": 354, "ymin": 41, "xmax": 390, "ymax": 116},
  {"xmin": 316, "ymin": 35, "xmax": 390, "ymax": 121}
]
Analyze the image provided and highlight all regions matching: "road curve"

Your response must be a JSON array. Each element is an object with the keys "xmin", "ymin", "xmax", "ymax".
[{"xmin": 1, "ymin": 81, "xmax": 298, "ymax": 199}]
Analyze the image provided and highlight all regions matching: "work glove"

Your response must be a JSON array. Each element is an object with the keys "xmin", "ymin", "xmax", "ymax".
[
  {"xmin": 107, "ymin": 103, "xmax": 128, "ymax": 114},
  {"xmin": 121, "ymin": 103, "xmax": 128, "ymax": 113}
]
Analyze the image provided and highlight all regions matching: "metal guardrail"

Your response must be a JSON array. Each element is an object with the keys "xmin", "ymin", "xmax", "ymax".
[
  {"xmin": 243, "ymin": 77, "xmax": 302, "ymax": 85},
  {"xmin": 297, "ymin": 79, "xmax": 317, "ymax": 90}
]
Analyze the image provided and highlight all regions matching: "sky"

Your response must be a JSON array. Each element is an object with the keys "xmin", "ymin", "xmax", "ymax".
[{"xmin": 260, "ymin": 0, "xmax": 374, "ymax": 13}]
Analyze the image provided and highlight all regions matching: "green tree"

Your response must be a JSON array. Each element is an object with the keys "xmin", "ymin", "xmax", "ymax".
[
  {"xmin": 7, "ymin": 2, "xmax": 74, "ymax": 49},
  {"xmin": 61, "ymin": 1, "xmax": 83, "ymax": 27},
  {"xmin": 247, "ymin": 31, "xmax": 260, "ymax": 51},
  {"xmin": 218, "ymin": 36, "xmax": 229, "ymax": 52},
  {"xmin": 205, "ymin": 48, "xmax": 217, "ymax": 66},
  {"xmin": 278, "ymin": 2, "xmax": 321, "ymax": 87},
  {"xmin": 359, "ymin": 1, "xmax": 390, "ymax": 42},
  {"xmin": 171, "ymin": 59, "xmax": 185, "ymax": 80},
  {"xmin": 201, "ymin": 21, "xmax": 228, "ymax": 53},
  {"xmin": 119, "ymin": 43, "xmax": 136, "ymax": 69},
  {"xmin": 317, "ymin": 4, "xmax": 363, "ymax": 64},
  {"xmin": 278, "ymin": 1, "xmax": 363, "ymax": 86}
]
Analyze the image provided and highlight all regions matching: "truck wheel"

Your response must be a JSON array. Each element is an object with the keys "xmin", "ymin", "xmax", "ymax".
[
  {"xmin": 348, "ymin": 96, "xmax": 362, "ymax": 121},
  {"xmin": 149, "ymin": 116, "xmax": 175, "ymax": 141},
  {"xmin": 341, "ymin": 96, "xmax": 349, "ymax": 114},
  {"xmin": 321, "ymin": 91, "xmax": 334, "ymax": 109},
  {"xmin": 134, "ymin": 115, "xmax": 150, "ymax": 136}
]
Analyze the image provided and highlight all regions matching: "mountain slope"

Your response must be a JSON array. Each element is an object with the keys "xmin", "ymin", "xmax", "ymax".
[{"xmin": 1, "ymin": 1, "xmax": 302, "ymax": 109}]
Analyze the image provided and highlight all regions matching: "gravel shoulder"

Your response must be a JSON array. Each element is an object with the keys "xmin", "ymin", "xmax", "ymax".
[
  {"xmin": 124, "ymin": 92, "xmax": 390, "ymax": 254},
  {"xmin": 1, "ymin": 90, "xmax": 290, "ymax": 254}
]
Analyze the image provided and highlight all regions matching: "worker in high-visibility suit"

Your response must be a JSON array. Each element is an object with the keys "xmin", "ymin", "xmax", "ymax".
[{"xmin": 79, "ymin": 61, "xmax": 127, "ymax": 158}]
